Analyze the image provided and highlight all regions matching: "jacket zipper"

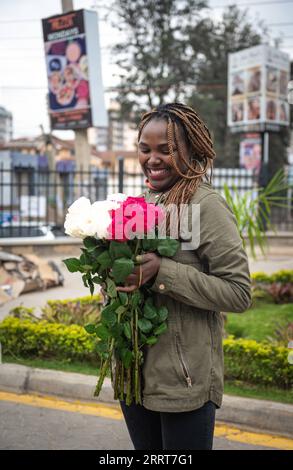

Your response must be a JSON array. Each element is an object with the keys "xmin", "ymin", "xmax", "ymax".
[{"xmin": 175, "ymin": 334, "xmax": 192, "ymax": 388}]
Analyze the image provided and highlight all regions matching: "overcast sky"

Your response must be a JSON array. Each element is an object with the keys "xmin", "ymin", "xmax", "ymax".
[{"xmin": 0, "ymin": 0, "xmax": 293, "ymax": 140}]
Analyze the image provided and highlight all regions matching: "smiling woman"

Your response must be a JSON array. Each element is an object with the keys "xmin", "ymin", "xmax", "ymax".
[
  {"xmin": 137, "ymin": 102, "xmax": 215, "ymax": 198},
  {"xmin": 117, "ymin": 102, "xmax": 252, "ymax": 451},
  {"xmin": 138, "ymin": 119, "xmax": 183, "ymax": 191}
]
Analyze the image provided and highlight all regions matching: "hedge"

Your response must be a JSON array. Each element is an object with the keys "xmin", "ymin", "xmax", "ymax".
[
  {"xmin": 9, "ymin": 294, "xmax": 102, "ymax": 327},
  {"xmin": 0, "ymin": 317, "xmax": 98, "ymax": 365},
  {"xmin": 251, "ymin": 269, "xmax": 293, "ymax": 304},
  {"xmin": 251, "ymin": 269, "xmax": 293, "ymax": 284},
  {"xmin": 0, "ymin": 317, "xmax": 292, "ymax": 389},
  {"xmin": 223, "ymin": 336, "xmax": 292, "ymax": 389}
]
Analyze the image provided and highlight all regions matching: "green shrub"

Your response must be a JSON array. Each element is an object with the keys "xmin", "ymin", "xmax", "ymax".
[
  {"xmin": 251, "ymin": 272, "xmax": 272, "ymax": 283},
  {"xmin": 251, "ymin": 270, "xmax": 293, "ymax": 304},
  {"xmin": 0, "ymin": 317, "xmax": 292, "ymax": 390},
  {"xmin": 41, "ymin": 294, "xmax": 102, "ymax": 325},
  {"xmin": 251, "ymin": 270, "xmax": 293, "ymax": 284},
  {"xmin": 9, "ymin": 294, "xmax": 102, "ymax": 326},
  {"xmin": 266, "ymin": 321, "xmax": 293, "ymax": 347},
  {"xmin": 223, "ymin": 336, "xmax": 293, "ymax": 389},
  {"xmin": 270, "ymin": 270, "xmax": 293, "ymax": 283},
  {"xmin": 0, "ymin": 317, "xmax": 99, "ymax": 365}
]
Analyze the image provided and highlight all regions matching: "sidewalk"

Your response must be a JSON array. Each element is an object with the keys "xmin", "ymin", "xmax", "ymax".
[{"xmin": 0, "ymin": 363, "xmax": 292, "ymax": 439}]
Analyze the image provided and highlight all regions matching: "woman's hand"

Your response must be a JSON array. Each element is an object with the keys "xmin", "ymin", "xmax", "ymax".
[{"xmin": 117, "ymin": 253, "xmax": 161, "ymax": 293}]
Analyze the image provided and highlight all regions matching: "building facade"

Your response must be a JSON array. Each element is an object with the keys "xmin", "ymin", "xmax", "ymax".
[{"xmin": 0, "ymin": 106, "xmax": 13, "ymax": 144}]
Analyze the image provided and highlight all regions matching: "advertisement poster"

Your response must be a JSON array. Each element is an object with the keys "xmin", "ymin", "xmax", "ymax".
[
  {"xmin": 228, "ymin": 45, "xmax": 290, "ymax": 132},
  {"xmin": 239, "ymin": 133, "xmax": 262, "ymax": 175},
  {"xmin": 42, "ymin": 9, "xmax": 107, "ymax": 130}
]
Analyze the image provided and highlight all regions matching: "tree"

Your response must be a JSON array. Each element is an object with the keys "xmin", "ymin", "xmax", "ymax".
[
  {"xmin": 105, "ymin": 0, "xmax": 208, "ymax": 123},
  {"xmin": 187, "ymin": 5, "xmax": 268, "ymax": 167}
]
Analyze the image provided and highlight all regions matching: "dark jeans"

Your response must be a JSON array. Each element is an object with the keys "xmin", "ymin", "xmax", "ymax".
[{"xmin": 119, "ymin": 399, "xmax": 216, "ymax": 450}]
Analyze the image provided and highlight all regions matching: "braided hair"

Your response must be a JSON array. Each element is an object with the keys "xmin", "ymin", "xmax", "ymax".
[{"xmin": 138, "ymin": 102, "xmax": 216, "ymax": 207}]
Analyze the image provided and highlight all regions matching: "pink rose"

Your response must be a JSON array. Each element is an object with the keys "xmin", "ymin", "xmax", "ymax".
[{"xmin": 107, "ymin": 196, "xmax": 164, "ymax": 241}]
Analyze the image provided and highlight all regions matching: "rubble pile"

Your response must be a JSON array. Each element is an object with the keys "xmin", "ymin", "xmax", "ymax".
[{"xmin": 0, "ymin": 251, "xmax": 64, "ymax": 306}]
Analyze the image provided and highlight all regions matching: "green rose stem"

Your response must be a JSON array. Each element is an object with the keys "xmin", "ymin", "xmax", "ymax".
[
  {"xmin": 134, "ymin": 307, "xmax": 141, "ymax": 404},
  {"xmin": 133, "ymin": 237, "xmax": 143, "ymax": 404},
  {"xmin": 94, "ymin": 337, "xmax": 114, "ymax": 397},
  {"xmin": 126, "ymin": 366, "xmax": 132, "ymax": 405},
  {"xmin": 125, "ymin": 292, "xmax": 136, "ymax": 406},
  {"xmin": 119, "ymin": 361, "xmax": 125, "ymax": 401},
  {"xmin": 118, "ymin": 310, "xmax": 126, "ymax": 401},
  {"xmin": 113, "ymin": 357, "xmax": 120, "ymax": 400}
]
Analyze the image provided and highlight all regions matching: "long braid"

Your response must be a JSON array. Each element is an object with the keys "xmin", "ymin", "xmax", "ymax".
[{"xmin": 138, "ymin": 102, "xmax": 216, "ymax": 209}]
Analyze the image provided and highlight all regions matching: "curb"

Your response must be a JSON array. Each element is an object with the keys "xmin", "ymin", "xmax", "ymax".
[{"xmin": 0, "ymin": 363, "xmax": 292, "ymax": 438}]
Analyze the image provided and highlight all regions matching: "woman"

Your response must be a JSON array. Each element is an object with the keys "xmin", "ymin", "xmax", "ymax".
[{"xmin": 112, "ymin": 102, "xmax": 252, "ymax": 450}]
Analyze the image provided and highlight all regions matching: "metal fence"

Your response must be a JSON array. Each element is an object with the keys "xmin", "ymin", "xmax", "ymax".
[{"xmin": 0, "ymin": 160, "xmax": 292, "ymax": 236}]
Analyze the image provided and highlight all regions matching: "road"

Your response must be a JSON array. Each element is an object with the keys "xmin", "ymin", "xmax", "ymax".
[{"xmin": 0, "ymin": 392, "xmax": 292, "ymax": 451}]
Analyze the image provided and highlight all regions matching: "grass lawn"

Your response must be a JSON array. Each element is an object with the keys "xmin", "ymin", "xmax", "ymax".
[
  {"xmin": 226, "ymin": 300, "xmax": 293, "ymax": 342},
  {"xmin": 3, "ymin": 354, "xmax": 292, "ymax": 405},
  {"xmin": 224, "ymin": 380, "xmax": 293, "ymax": 405}
]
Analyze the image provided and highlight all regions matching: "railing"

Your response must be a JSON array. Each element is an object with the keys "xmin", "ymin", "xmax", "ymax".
[{"xmin": 0, "ymin": 160, "xmax": 292, "ymax": 235}]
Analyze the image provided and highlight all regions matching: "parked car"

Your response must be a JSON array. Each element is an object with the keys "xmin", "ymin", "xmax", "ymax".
[{"xmin": 0, "ymin": 221, "xmax": 56, "ymax": 241}]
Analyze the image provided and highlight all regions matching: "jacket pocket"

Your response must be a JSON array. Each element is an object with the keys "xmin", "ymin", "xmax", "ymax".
[{"xmin": 174, "ymin": 333, "xmax": 193, "ymax": 388}]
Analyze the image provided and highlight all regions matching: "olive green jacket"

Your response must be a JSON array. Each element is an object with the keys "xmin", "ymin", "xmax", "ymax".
[{"xmin": 139, "ymin": 181, "xmax": 252, "ymax": 413}]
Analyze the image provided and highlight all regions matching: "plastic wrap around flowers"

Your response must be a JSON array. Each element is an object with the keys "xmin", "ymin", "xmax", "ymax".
[{"xmin": 63, "ymin": 194, "xmax": 179, "ymax": 405}]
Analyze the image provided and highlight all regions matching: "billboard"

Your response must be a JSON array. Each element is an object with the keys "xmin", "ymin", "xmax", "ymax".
[
  {"xmin": 239, "ymin": 133, "xmax": 262, "ymax": 176},
  {"xmin": 42, "ymin": 9, "xmax": 107, "ymax": 130},
  {"xmin": 228, "ymin": 45, "xmax": 290, "ymax": 133}
]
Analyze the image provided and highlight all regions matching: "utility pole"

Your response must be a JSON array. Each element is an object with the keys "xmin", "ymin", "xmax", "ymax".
[{"xmin": 61, "ymin": 0, "xmax": 91, "ymax": 170}]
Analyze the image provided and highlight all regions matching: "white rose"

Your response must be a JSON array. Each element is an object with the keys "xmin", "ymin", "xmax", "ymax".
[
  {"xmin": 67, "ymin": 196, "xmax": 92, "ymax": 214},
  {"xmin": 91, "ymin": 200, "xmax": 121, "ymax": 239},
  {"xmin": 64, "ymin": 197, "xmax": 123, "ymax": 240},
  {"xmin": 64, "ymin": 197, "xmax": 100, "ymax": 239}
]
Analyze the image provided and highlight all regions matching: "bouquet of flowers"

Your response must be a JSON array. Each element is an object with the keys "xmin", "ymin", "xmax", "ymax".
[{"xmin": 63, "ymin": 194, "xmax": 179, "ymax": 405}]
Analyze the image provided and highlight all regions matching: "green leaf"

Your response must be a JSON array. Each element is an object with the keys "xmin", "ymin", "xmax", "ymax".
[
  {"xmin": 143, "ymin": 298, "xmax": 157, "ymax": 320},
  {"xmin": 109, "ymin": 240, "xmax": 133, "ymax": 259},
  {"xmin": 83, "ymin": 236, "xmax": 99, "ymax": 251},
  {"xmin": 142, "ymin": 238, "xmax": 159, "ymax": 251},
  {"xmin": 146, "ymin": 336, "xmax": 158, "ymax": 345},
  {"xmin": 82, "ymin": 274, "xmax": 88, "ymax": 288},
  {"xmin": 92, "ymin": 276, "xmax": 102, "ymax": 284},
  {"xmin": 157, "ymin": 238, "xmax": 179, "ymax": 257},
  {"xmin": 157, "ymin": 306, "xmax": 168, "ymax": 322},
  {"xmin": 96, "ymin": 251, "xmax": 112, "ymax": 270},
  {"xmin": 84, "ymin": 323, "xmax": 96, "ymax": 334},
  {"xmin": 89, "ymin": 282, "xmax": 94, "ymax": 296},
  {"xmin": 121, "ymin": 349, "xmax": 133, "ymax": 369},
  {"xmin": 80, "ymin": 253, "xmax": 90, "ymax": 266},
  {"xmin": 96, "ymin": 340, "xmax": 109, "ymax": 359},
  {"xmin": 111, "ymin": 323, "xmax": 123, "ymax": 340},
  {"xmin": 82, "ymin": 264, "xmax": 93, "ymax": 271},
  {"xmin": 123, "ymin": 321, "xmax": 132, "ymax": 340},
  {"xmin": 86, "ymin": 276, "xmax": 94, "ymax": 296},
  {"xmin": 95, "ymin": 324, "xmax": 111, "ymax": 340},
  {"xmin": 101, "ymin": 305, "xmax": 117, "ymax": 327},
  {"xmin": 131, "ymin": 291, "xmax": 142, "ymax": 308},
  {"xmin": 154, "ymin": 322, "xmax": 168, "ymax": 336},
  {"xmin": 62, "ymin": 258, "xmax": 81, "ymax": 273},
  {"xmin": 106, "ymin": 278, "xmax": 117, "ymax": 298},
  {"xmin": 139, "ymin": 332, "xmax": 147, "ymax": 343},
  {"xmin": 112, "ymin": 258, "xmax": 134, "ymax": 283},
  {"xmin": 118, "ymin": 292, "xmax": 128, "ymax": 306},
  {"xmin": 138, "ymin": 318, "xmax": 153, "ymax": 333},
  {"xmin": 115, "ymin": 305, "xmax": 127, "ymax": 315}
]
